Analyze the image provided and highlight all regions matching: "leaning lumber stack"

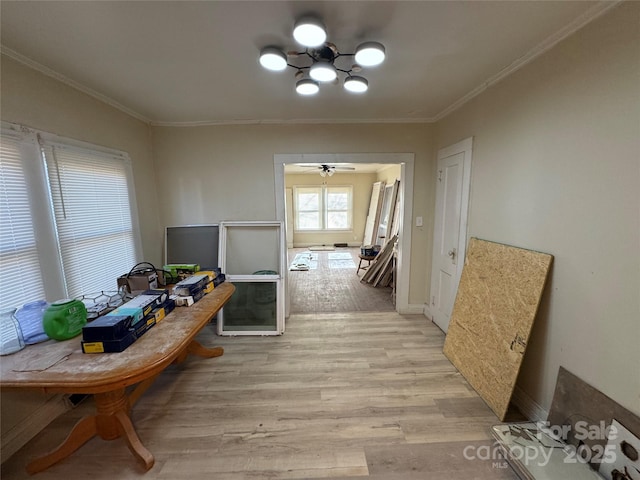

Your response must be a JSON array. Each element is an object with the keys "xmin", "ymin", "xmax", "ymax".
[{"xmin": 361, "ymin": 235, "xmax": 397, "ymax": 287}]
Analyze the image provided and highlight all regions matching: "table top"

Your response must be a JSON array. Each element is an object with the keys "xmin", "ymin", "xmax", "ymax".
[{"xmin": 0, "ymin": 282, "xmax": 235, "ymax": 395}]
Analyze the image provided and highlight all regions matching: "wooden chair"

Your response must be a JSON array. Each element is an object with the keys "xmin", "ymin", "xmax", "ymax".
[{"xmin": 357, "ymin": 254, "xmax": 377, "ymax": 275}]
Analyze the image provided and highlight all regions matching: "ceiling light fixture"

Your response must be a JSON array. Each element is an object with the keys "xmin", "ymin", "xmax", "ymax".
[{"xmin": 259, "ymin": 15, "xmax": 386, "ymax": 96}]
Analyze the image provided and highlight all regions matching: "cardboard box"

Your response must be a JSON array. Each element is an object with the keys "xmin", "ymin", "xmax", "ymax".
[
  {"xmin": 198, "ymin": 268, "xmax": 221, "ymax": 282},
  {"xmin": 106, "ymin": 306, "xmax": 143, "ymax": 325},
  {"xmin": 117, "ymin": 272, "xmax": 158, "ymax": 294},
  {"xmin": 122, "ymin": 293, "xmax": 165, "ymax": 316},
  {"xmin": 173, "ymin": 274, "xmax": 209, "ymax": 296},
  {"xmin": 163, "ymin": 264, "xmax": 200, "ymax": 282},
  {"xmin": 141, "ymin": 289, "xmax": 170, "ymax": 303},
  {"xmin": 147, "ymin": 298, "xmax": 176, "ymax": 324},
  {"xmin": 82, "ymin": 314, "xmax": 134, "ymax": 342},
  {"xmin": 82, "ymin": 331, "xmax": 136, "ymax": 353},
  {"xmin": 171, "ymin": 294, "xmax": 194, "ymax": 307}
]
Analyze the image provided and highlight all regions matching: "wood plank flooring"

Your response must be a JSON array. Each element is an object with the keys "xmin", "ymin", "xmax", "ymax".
[
  {"xmin": 1, "ymin": 312, "xmax": 519, "ymax": 479},
  {"xmin": 288, "ymin": 248, "xmax": 395, "ymax": 314}
]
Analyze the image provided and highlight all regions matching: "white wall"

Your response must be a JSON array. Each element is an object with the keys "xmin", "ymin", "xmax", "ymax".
[
  {"xmin": 376, "ymin": 164, "xmax": 401, "ymax": 185},
  {"xmin": 151, "ymin": 124, "xmax": 435, "ymax": 305},
  {"xmin": 434, "ymin": 2, "xmax": 640, "ymax": 416},
  {"xmin": 0, "ymin": 54, "xmax": 162, "ymax": 458}
]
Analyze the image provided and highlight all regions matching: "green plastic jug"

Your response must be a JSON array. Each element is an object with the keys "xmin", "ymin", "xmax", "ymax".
[{"xmin": 43, "ymin": 299, "xmax": 87, "ymax": 340}]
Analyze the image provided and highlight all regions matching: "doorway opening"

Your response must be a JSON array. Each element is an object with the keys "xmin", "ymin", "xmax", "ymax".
[{"xmin": 274, "ymin": 153, "xmax": 414, "ymax": 317}]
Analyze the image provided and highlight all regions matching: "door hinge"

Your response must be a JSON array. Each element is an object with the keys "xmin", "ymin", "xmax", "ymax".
[
  {"xmin": 438, "ymin": 170, "xmax": 443, "ymax": 182},
  {"xmin": 432, "ymin": 296, "xmax": 436, "ymax": 306}
]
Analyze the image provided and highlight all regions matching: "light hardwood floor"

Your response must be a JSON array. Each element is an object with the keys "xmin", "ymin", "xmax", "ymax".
[{"xmin": 1, "ymin": 311, "xmax": 520, "ymax": 479}]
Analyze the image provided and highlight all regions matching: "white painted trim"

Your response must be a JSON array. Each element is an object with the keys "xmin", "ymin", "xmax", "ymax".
[
  {"xmin": 512, "ymin": 385, "xmax": 549, "ymax": 423},
  {"xmin": 432, "ymin": 0, "xmax": 621, "ymax": 122},
  {"xmin": 0, "ymin": 46, "xmax": 151, "ymax": 124},
  {"xmin": 150, "ymin": 118, "xmax": 435, "ymax": 127},
  {"xmin": 1, "ymin": 394, "xmax": 70, "ymax": 461},
  {"xmin": 275, "ymin": 153, "xmax": 414, "ymax": 315},
  {"xmin": 423, "ymin": 304, "xmax": 433, "ymax": 321},
  {"xmin": 400, "ymin": 304, "xmax": 427, "ymax": 315}
]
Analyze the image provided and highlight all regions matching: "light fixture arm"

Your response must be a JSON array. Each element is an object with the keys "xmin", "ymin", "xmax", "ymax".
[{"xmin": 278, "ymin": 47, "xmax": 370, "ymax": 82}]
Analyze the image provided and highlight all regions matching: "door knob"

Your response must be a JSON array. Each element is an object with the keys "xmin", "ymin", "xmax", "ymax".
[{"xmin": 448, "ymin": 248, "xmax": 457, "ymax": 258}]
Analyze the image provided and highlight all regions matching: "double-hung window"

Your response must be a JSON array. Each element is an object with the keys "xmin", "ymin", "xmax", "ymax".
[
  {"xmin": 293, "ymin": 185, "xmax": 352, "ymax": 231},
  {"xmin": 0, "ymin": 123, "xmax": 141, "ymax": 310}
]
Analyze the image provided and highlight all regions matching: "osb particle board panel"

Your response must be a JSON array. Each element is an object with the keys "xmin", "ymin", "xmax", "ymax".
[{"xmin": 443, "ymin": 238, "xmax": 553, "ymax": 421}]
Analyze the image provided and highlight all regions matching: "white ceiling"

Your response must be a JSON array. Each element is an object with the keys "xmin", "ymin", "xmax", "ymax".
[{"xmin": 0, "ymin": 1, "xmax": 612, "ymax": 126}]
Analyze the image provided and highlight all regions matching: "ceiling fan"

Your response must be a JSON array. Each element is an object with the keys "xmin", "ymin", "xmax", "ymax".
[{"xmin": 296, "ymin": 163, "xmax": 356, "ymax": 176}]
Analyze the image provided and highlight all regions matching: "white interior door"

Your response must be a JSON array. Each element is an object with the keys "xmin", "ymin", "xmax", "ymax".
[{"xmin": 430, "ymin": 138, "xmax": 472, "ymax": 332}]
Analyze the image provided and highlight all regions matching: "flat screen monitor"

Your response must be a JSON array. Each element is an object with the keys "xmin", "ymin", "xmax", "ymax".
[{"xmin": 165, "ymin": 224, "xmax": 219, "ymax": 269}]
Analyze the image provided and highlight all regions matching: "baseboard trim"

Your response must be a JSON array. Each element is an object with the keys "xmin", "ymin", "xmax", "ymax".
[
  {"xmin": 291, "ymin": 243, "xmax": 362, "ymax": 248},
  {"xmin": 423, "ymin": 305, "xmax": 433, "ymax": 320},
  {"xmin": 1, "ymin": 394, "xmax": 71, "ymax": 462},
  {"xmin": 512, "ymin": 385, "xmax": 548, "ymax": 423},
  {"xmin": 398, "ymin": 303, "xmax": 426, "ymax": 315}
]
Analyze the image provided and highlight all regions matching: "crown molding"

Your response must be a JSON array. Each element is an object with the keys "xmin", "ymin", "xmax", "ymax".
[
  {"xmin": 433, "ymin": 1, "xmax": 621, "ymax": 122},
  {"xmin": 1, "ymin": 45, "xmax": 151, "ymax": 124},
  {"xmin": 149, "ymin": 117, "xmax": 435, "ymax": 127},
  {"xmin": 2, "ymin": 1, "xmax": 620, "ymax": 127}
]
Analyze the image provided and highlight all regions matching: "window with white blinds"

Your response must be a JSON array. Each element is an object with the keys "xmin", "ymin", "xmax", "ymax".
[
  {"xmin": 41, "ymin": 142, "xmax": 138, "ymax": 298},
  {"xmin": 0, "ymin": 123, "xmax": 141, "ymax": 309},
  {"xmin": 0, "ymin": 133, "xmax": 47, "ymax": 310}
]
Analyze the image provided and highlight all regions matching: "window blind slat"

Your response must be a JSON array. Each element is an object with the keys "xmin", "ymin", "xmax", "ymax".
[
  {"xmin": 0, "ymin": 135, "xmax": 47, "ymax": 310},
  {"xmin": 42, "ymin": 144, "xmax": 137, "ymax": 297}
]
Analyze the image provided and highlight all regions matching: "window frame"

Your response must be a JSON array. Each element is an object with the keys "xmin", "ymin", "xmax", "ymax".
[{"xmin": 293, "ymin": 184, "xmax": 353, "ymax": 232}]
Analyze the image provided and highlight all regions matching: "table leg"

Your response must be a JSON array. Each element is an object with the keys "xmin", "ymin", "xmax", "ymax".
[
  {"xmin": 94, "ymin": 389, "xmax": 154, "ymax": 470},
  {"xmin": 187, "ymin": 340, "xmax": 224, "ymax": 359},
  {"xmin": 26, "ymin": 415, "xmax": 97, "ymax": 474},
  {"xmin": 115, "ymin": 410, "xmax": 154, "ymax": 470},
  {"xmin": 26, "ymin": 388, "xmax": 154, "ymax": 474}
]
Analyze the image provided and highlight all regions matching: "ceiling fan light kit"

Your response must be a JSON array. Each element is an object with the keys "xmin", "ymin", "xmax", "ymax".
[
  {"xmin": 294, "ymin": 164, "xmax": 356, "ymax": 176},
  {"xmin": 259, "ymin": 14, "xmax": 385, "ymax": 96}
]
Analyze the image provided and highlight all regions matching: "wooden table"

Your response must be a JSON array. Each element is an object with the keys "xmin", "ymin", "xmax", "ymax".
[{"xmin": 0, "ymin": 282, "xmax": 235, "ymax": 474}]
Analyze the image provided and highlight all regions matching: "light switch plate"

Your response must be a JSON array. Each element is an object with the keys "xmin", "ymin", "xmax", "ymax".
[{"xmin": 415, "ymin": 216, "xmax": 423, "ymax": 227}]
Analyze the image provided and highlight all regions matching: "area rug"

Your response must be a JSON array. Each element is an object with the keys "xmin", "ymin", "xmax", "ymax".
[
  {"xmin": 327, "ymin": 252, "xmax": 353, "ymax": 260},
  {"xmin": 328, "ymin": 258, "xmax": 356, "ymax": 269},
  {"xmin": 289, "ymin": 253, "xmax": 318, "ymax": 271}
]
